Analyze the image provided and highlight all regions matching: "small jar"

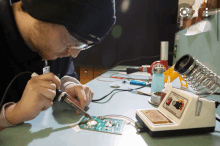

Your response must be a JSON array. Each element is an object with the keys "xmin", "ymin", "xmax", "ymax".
[
  {"xmin": 151, "ymin": 67, "xmax": 164, "ymax": 93},
  {"xmin": 151, "ymin": 92, "xmax": 162, "ymax": 105}
]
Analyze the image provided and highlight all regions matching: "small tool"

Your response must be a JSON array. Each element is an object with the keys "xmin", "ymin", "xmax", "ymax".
[
  {"xmin": 122, "ymin": 80, "xmax": 151, "ymax": 86},
  {"xmin": 110, "ymin": 83, "xmax": 120, "ymax": 88}
]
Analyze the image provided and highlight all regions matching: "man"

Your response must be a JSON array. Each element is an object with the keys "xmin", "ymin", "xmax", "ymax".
[{"xmin": 0, "ymin": 0, "xmax": 116, "ymax": 130}]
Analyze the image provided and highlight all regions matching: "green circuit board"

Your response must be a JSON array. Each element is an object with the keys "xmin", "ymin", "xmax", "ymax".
[{"xmin": 78, "ymin": 116, "xmax": 124, "ymax": 135}]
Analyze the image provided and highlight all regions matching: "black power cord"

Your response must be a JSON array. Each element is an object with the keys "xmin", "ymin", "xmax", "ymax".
[
  {"xmin": 92, "ymin": 86, "xmax": 146, "ymax": 102},
  {"xmin": 98, "ymin": 53, "xmax": 175, "ymax": 77},
  {"xmin": 92, "ymin": 89, "xmax": 133, "ymax": 102},
  {"xmin": 0, "ymin": 71, "xmax": 32, "ymax": 109}
]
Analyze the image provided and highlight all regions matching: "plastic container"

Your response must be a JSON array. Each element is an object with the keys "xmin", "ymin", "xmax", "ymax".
[
  {"xmin": 151, "ymin": 92, "xmax": 162, "ymax": 105},
  {"xmin": 161, "ymin": 76, "xmax": 172, "ymax": 101},
  {"xmin": 151, "ymin": 67, "xmax": 164, "ymax": 93}
]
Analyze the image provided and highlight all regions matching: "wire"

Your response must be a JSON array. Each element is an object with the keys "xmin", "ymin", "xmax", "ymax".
[
  {"xmin": 96, "ymin": 73, "xmax": 135, "ymax": 82},
  {"xmin": 198, "ymin": 92, "xmax": 220, "ymax": 95},
  {"xmin": 92, "ymin": 86, "xmax": 146, "ymax": 102},
  {"xmin": 103, "ymin": 114, "xmax": 136, "ymax": 123},
  {"xmin": 96, "ymin": 77, "xmax": 119, "ymax": 82},
  {"xmin": 0, "ymin": 71, "xmax": 32, "ymax": 109},
  {"xmin": 109, "ymin": 73, "xmax": 134, "ymax": 80},
  {"xmin": 92, "ymin": 91, "xmax": 121, "ymax": 104},
  {"xmin": 102, "ymin": 114, "xmax": 140, "ymax": 129},
  {"xmin": 98, "ymin": 53, "xmax": 175, "ymax": 77},
  {"xmin": 92, "ymin": 88, "xmax": 133, "ymax": 102}
]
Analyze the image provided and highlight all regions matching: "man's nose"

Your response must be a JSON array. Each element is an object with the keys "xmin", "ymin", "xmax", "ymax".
[{"xmin": 68, "ymin": 49, "xmax": 81, "ymax": 58}]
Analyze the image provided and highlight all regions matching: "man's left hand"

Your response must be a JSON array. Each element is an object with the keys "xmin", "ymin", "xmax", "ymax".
[{"xmin": 64, "ymin": 82, "xmax": 94, "ymax": 114}]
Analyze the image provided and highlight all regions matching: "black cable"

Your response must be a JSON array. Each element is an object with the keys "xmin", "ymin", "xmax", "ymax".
[
  {"xmin": 213, "ymin": 92, "xmax": 220, "ymax": 95},
  {"xmin": 92, "ymin": 86, "xmax": 146, "ymax": 102},
  {"xmin": 98, "ymin": 53, "xmax": 175, "ymax": 77},
  {"xmin": 199, "ymin": 92, "xmax": 220, "ymax": 95},
  {"xmin": 92, "ymin": 88, "xmax": 133, "ymax": 102},
  {"xmin": 0, "ymin": 71, "xmax": 32, "ymax": 109},
  {"xmin": 93, "ymin": 91, "xmax": 122, "ymax": 104},
  {"xmin": 216, "ymin": 117, "xmax": 220, "ymax": 122}
]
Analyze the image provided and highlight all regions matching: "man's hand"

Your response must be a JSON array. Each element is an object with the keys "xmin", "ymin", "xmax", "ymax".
[
  {"xmin": 5, "ymin": 73, "xmax": 61, "ymax": 125},
  {"xmin": 64, "ymin": 83, "xmax": 94, "ymax": 114}
]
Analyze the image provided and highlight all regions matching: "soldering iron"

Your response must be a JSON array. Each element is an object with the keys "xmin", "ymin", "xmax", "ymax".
[
  {"xmin": 54, "ymin": 89, "xmax": 93, "ymax": 120},
  {"xmin": 32, "ymin": 64, "xmax": 93, "ymax": 121}
]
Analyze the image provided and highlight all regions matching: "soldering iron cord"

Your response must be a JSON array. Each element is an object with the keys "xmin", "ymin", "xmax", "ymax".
[
  {"xmin": 91, "ymin": 89, "xmax": 133, "ymax": 102},
  {"xmin": 91, "ymin": 86, "xmax": 146, "ymax": 102},
  {"xmin": 0, "ymin": 71, "xmax": 32, "ymax": 109}
]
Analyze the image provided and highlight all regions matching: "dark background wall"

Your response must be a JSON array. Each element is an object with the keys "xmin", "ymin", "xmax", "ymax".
[{"xmin": 73, "ymin": 0, "xmax": 178, "ymax": 68}]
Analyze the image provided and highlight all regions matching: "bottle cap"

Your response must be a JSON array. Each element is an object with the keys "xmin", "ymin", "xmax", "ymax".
[
  {"xmin": 153, "ymin": 67, "xmax": 164, "ymax": 74},
  {"xmin": 165, "ymin": 76, "xmax": 172, "ymax": 90},
  {"xmin": 165, "ymin": 83, "xmax": 172, "ymax": 90}
]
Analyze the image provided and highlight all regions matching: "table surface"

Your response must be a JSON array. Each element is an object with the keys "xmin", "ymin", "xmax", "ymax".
[{"xmin": 0, "ymin": 66, "xmax": 220, "ymax": 146}]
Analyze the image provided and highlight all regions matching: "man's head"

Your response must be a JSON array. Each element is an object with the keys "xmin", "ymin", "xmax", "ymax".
[{"xmin": 12, "ymin": 0, "xmax": 116, "ymax": 60}]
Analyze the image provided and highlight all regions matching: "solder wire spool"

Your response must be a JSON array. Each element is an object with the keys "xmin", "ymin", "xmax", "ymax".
[{"xmin": 174, "ymin": 54, "xmax": 220, "ymax": 97}]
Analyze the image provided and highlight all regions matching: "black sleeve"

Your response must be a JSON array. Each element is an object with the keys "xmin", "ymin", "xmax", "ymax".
[{"xmin": 65, "ymin": 57, "xmax": 78, "ymax": 79}]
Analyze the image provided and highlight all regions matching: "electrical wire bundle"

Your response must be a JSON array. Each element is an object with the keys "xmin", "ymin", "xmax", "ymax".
[{"xmin": 102, "ymin": 114, "xmax": 143, "ymax": 131}]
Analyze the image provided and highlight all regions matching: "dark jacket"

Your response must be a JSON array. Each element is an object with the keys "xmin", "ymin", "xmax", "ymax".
[{"xmin": 0, "ymin": 0, "xmax": 78, "ymax": 105}]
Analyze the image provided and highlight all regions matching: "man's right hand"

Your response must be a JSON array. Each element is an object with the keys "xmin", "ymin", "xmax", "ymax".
[{"xmin": 5, "ymin": 73, "xmax": 61, "ymax": 125}]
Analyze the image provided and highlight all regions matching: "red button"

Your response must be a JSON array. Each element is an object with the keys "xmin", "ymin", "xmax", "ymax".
[{"xmin": 166, "ymin": 98, "xmax": 172, "ymax": 105}]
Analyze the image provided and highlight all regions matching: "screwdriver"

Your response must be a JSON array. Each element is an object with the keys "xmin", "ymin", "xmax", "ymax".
[{"xmin": 31, "ymin": 72, "xmax": 93, "ymax": 120}]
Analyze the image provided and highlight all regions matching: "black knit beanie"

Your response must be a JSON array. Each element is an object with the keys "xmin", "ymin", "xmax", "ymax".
[{"xmin": 21, "ymin": 0, "xmax": 116, "ymax": 44}]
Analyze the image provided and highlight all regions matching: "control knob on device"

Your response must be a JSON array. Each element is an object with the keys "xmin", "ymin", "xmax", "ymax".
[{"xmin": 173, "ymin": 101, "xmax": 183, "ymax": 110}]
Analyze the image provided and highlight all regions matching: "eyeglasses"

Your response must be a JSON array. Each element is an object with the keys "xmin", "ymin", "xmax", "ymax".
[{"xmin": 65, "ymin": 32, "xmax": 95, "ymax": 50}]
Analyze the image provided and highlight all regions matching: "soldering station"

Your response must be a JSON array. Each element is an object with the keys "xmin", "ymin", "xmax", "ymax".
[
  {"xmin": 136, "ymin": 54, "xmax": 220, "ymax": 137},
  {"xmin": 1, "ymin": 40, "xmax": 220, "ymax": 138}
]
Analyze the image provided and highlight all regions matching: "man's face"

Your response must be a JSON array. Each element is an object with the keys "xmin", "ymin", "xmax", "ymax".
[{"xmin": 30, "ymin": 22, "xmax": 86, "ymax": 60}]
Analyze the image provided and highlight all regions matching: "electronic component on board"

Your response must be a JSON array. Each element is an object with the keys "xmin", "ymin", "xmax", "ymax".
[{"xmin": 79, "ymin": 116, "xmax": 124, "ymax": 135}]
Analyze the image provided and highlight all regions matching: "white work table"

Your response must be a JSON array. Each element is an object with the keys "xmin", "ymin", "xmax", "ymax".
[{"xmin": 0, "ymin": 66, "xmax": 220, "ymax": 146}]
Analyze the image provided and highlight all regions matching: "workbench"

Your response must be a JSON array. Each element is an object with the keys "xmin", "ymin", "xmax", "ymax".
[{"xmin": 0, "ymin": 66, "xmax": 220, "ymax": 146}]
